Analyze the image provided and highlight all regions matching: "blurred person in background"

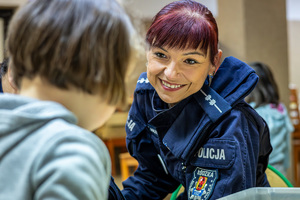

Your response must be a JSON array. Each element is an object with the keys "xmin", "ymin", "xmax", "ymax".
[{"xmin": 246, "ymin": 61, "xmax": 294, "ymax": 176}]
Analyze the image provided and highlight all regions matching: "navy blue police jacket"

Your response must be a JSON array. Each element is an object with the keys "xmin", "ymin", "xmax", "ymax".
[{"xmin": 120, "ymin": 57, "xmax": 272, "ymax": 200}]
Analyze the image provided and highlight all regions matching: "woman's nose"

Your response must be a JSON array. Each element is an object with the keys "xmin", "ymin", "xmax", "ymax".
[{"xmin": 164, "ymin": 61, "xmax": 179, "ymax": 79}]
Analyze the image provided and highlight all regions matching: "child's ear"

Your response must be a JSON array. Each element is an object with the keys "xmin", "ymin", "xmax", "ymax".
[{"xmin": 8, "ymin": 67, "xmax": 18, "ymax": 94}]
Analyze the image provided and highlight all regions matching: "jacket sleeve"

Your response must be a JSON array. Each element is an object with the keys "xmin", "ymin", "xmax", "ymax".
[
  {"xmin": 109, "ymin": 176, "xmax": 126, "ymax": 200},
  {"xmin": 122, "ymin": 155, "xmax": 180, "ymax": 200},
  {"xmin": 31, "ymin": 131, "xmax": 111, "ymax": 200},
  {"xmin": 244, "ymin": 104, "xmax": 272, "ymax": 187},
  {"xmin": 121, "ymin": 90, "xmax": 180, "ymax": 200},
  {"xmin": 256, "ymin": 117, "xmax": 272, "ymax": 187}
]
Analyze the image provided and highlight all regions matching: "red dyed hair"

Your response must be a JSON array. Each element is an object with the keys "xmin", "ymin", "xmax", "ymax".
[{"xmin": 146, "ymin": 0, "xmax": 218, "ymax": 65}]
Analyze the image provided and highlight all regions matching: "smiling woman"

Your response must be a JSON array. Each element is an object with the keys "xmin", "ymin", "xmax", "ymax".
[{"xmin": 109, "ymin": 0, "xmax": 273, "ymax": 200}]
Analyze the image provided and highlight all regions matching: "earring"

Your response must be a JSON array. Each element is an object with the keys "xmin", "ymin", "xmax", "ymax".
[
  {"xmin": 146, "ymin": 62, "xmax": 148, "ymax": 67},
  {"xmin": 209, "ymin": 71, "xmax": 215, "ymax": 86}
]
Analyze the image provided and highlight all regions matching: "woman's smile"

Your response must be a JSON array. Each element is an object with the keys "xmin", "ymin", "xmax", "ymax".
[{"xmin": 160, "ymin": 79, "xmax": 186, "ymax": 91}]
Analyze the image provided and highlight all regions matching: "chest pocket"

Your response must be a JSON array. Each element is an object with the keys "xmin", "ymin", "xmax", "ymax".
[{"xmin": 190, "ymin": 139, "xmax": 236, "ymax": 169}]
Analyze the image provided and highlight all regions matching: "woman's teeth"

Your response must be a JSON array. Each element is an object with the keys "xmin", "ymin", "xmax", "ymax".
[{"xmin": 162, "ymin": 80, "xmax": 182, "ymax": 88}]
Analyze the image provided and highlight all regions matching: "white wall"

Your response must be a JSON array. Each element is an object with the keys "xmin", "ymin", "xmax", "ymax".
[
  {"xmin": 286, "ymin": 0, "xmax": 300, "ymax": 20},
  {"xmin": 126, "ymin": 0, "xmax": 217, "ymax": 19}
]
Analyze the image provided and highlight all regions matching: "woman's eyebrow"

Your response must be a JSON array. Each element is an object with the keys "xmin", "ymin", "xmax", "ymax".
[
  {"xmin": 159, "ymin": 47, "xmax": 168, "ymax": 52},
  {"xmin": 182, "ymin": 51, "xmax": 205, "ymax": 56},
  {"xmin": 157, "ymin": 47, "xmax": 205, "ymax": 57}
]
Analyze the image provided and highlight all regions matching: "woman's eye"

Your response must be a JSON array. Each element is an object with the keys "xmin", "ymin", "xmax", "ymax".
[
  {"xmin": 184, "ymin": 59, "xmax": 198, "ymax": 65},
  {"xmin": 154, "ymin": 52, "xmax": 167, "ymax": 58}
]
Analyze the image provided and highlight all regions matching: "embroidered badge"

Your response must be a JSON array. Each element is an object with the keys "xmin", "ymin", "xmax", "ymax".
[{"xmin": 188, "ymin": 168, "xmax": 218, "ymax": 200}]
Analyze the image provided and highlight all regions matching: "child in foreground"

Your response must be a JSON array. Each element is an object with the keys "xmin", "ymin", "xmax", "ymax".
[{"xmin": 0, "ymin": 0, "xmax": 136, "ymax": 199}]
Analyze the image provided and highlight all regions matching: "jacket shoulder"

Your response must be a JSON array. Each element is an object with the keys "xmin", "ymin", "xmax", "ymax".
[
  {"xmin": 135, "ymin": 72, "xmax": 154, "ymax": 92},
  {"xmin": 235, "ymin": 102, "xmax": 267, "ymax": 130}
]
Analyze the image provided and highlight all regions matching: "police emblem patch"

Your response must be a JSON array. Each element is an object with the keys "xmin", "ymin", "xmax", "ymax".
[{"xmin": 188, "ymin": 167, "xmax": 218, "ymax": 200}]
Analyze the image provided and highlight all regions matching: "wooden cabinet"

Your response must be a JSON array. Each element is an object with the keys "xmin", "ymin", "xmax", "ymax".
[
  {"xmin": 293, "ymin": 134, "xmax": 300, "ymax": 187},
  {"xmin": 289, "ymin": 86, "xmax": 300, "ymax": 186}
]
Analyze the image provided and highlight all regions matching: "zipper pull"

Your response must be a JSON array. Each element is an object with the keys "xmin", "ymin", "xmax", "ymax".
[{"xmin": 157, "ymin": 154, "xmax": 168, "ymax": 175}]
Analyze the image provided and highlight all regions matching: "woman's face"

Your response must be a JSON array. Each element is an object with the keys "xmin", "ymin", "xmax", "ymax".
[{"xmin": 147, "ymin": 46, "xmax": 220, "ymax": 106}]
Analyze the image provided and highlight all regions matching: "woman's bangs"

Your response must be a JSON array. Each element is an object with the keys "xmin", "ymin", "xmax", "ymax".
[{"xmin": 147, "ymin": 18, "xmax": 212, "ymax": 54}]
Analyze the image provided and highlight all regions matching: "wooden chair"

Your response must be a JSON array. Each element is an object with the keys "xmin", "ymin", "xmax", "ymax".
[
  {"xmin": 119, "ymin": 152, "xmax": 139, "ymax": 181},
  {"xmin": 266, "ymin": 164, "xmax": 293, "ymax": 187}
]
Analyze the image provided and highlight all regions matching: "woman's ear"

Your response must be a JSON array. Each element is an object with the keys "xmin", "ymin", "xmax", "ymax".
[{"xmin": 214, "ymin": 49, "xmax": 223, "ymax": 72}]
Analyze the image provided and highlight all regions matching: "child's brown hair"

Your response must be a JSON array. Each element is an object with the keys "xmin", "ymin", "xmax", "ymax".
[{"xmin": 7, "ymin": 0, "xmax": 136, "ymax": 106}]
